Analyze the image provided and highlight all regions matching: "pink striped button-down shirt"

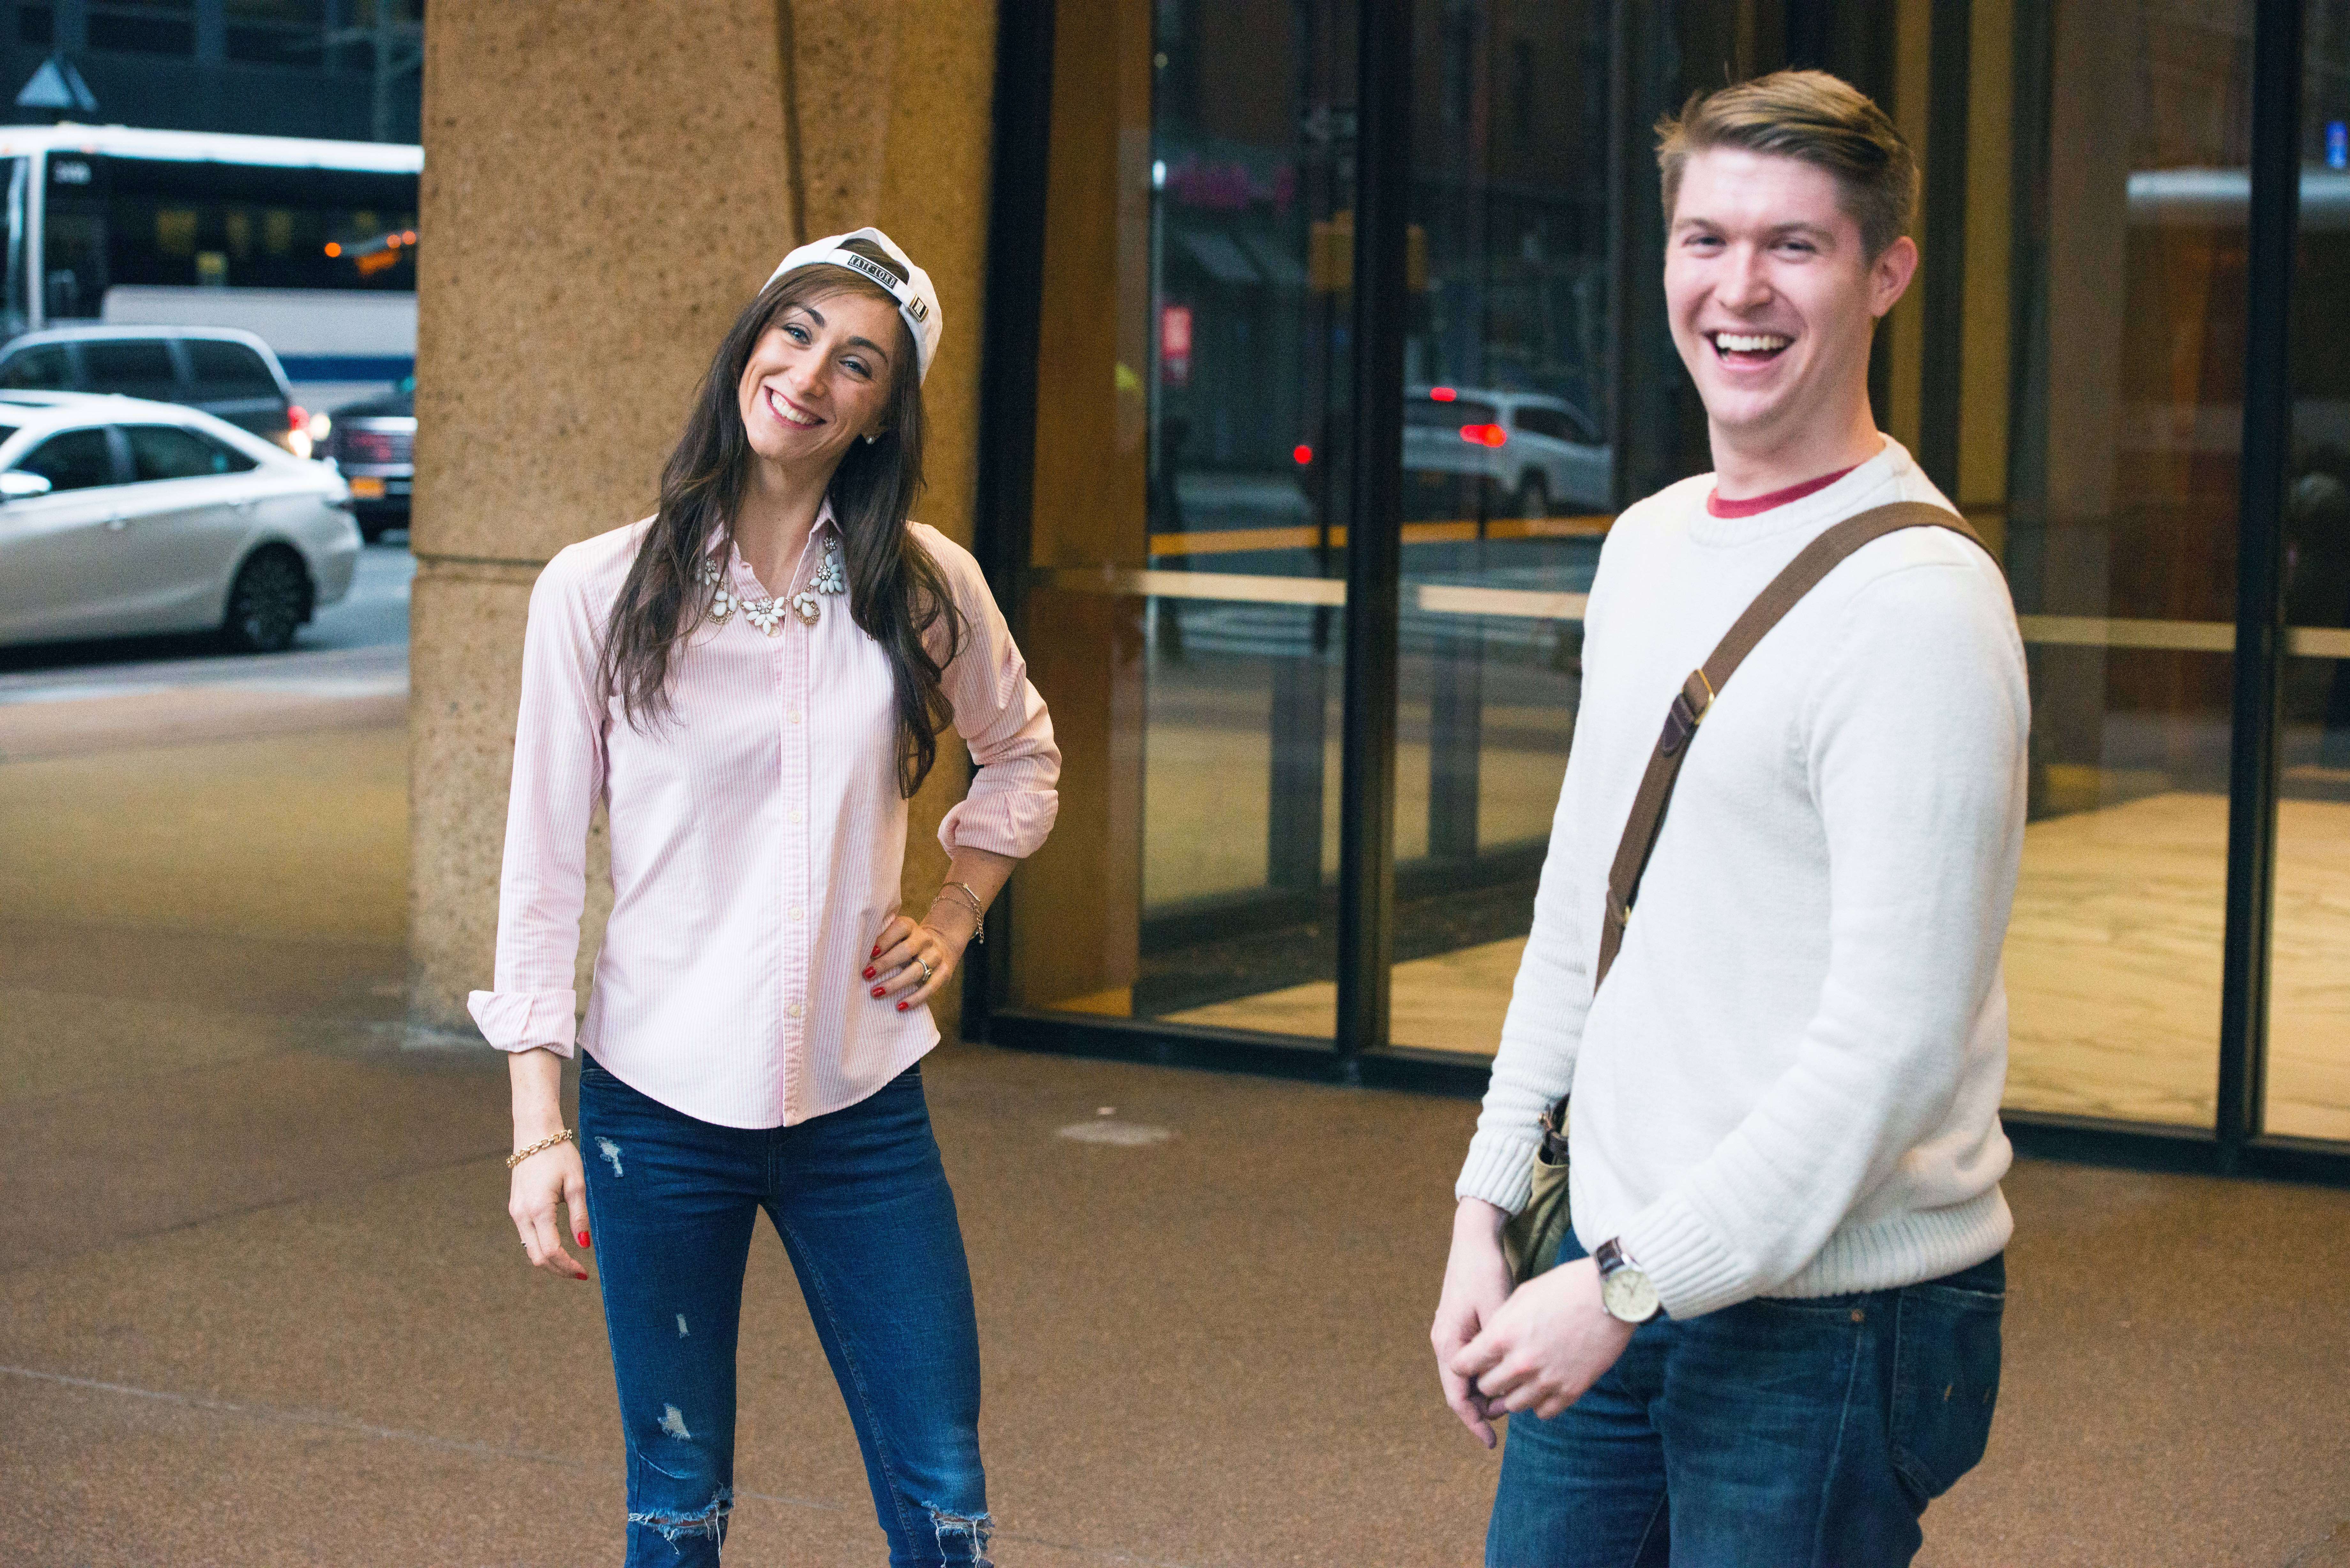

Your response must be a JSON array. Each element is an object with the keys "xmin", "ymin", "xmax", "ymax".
[{"xmin": 468, "ymin": 506, "xmax": 1059, "ymax": 1128}]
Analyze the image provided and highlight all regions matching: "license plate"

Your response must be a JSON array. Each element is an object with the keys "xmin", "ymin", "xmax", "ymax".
[{"xmin": 350, "ymin": 477, "xmax": 386, "ymax": 499}]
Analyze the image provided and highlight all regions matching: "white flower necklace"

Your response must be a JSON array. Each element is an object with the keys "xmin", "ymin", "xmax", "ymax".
[{"xmin": 699, "ymin": 533, "xmax": 847, "ymax": 635}]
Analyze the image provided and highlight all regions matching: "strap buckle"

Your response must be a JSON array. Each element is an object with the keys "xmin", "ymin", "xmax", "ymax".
[{"xmin": 1658, "ymin": 669, "xmax": 1715, "ymax": 757}]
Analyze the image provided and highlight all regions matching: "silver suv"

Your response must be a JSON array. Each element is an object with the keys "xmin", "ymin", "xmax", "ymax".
[
  {"xmin": 1402, "ymin": 384, "xmax": 1613, "ymax": 518},
  {"xmin": 0, "ymin": 326, "xmax": 309, "ymax": 456}
]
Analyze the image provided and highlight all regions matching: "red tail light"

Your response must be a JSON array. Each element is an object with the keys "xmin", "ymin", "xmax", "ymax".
[
  {"xmin": 1293, "ymin": 444, "xmax": 1313, "ymax": 465},
  {"xmin": 1429, "ymin": 386, "xmax": 1457, "ymax": 402},
  {"xmin": 1459, "ymin": 423, "xmax": 1508, "ymax": 447},
  {"xmin": 288, "ymin": 404, "xmax": 308, "ymax": 431}
]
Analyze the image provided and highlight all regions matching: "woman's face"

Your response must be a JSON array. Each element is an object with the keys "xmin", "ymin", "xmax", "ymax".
[{"xmin": 735, "ymin": 289, "xmax": 902, "ymax": 476}]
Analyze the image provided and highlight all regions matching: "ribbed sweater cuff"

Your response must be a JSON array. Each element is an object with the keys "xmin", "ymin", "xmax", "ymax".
[
  {"xmin": 1619, "ymin": 1192, "xmax": 1750, "ymax": 1321},
  {"xmin": 1455, "ymin": 1128, "xmax": 1542, "ymax": 1214}
]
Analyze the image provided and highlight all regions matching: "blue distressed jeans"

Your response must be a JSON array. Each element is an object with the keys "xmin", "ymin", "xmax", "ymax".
[
  {"xmin": 1486, "ymin": 1229, "xmax": 2004, "ymax": 1568},
  {"xmin": 578, "ymin": 1055, "xmax": 990, "ymax": 1566}
]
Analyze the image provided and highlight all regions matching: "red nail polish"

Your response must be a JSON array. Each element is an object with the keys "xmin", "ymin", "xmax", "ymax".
[
  {"xmin": 870, "ymin": 946, "xmax": 881, "ymax": 959},
  {"xmin": 863, "ymin": 967, "xmax": 876, "ymax": 980},
  {"xmin": 578, "ymin": 1230, "xmax": 591, "ymax": 1248},
  {"xmin": 871, "ymin": 985, "xmax": 884, "ymax": 998},
  {"xmin": 896, "ymin": 1001, "xmax": 908, "ymax": 1012}
]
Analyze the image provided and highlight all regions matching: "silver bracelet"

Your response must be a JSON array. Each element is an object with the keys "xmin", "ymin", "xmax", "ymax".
[{"xmin": 931, "ymin": 880, "xmax": 986, "ymax": 944}]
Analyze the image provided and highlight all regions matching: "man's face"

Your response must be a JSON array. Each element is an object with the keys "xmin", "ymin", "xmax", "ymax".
[{"xmin": 1663, "ymin": 147, "xmax": 1914, "ymax": 449}]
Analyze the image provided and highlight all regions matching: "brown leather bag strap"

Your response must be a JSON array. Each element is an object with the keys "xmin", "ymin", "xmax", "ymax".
[{"xmin": 1591, "ymin": 501, "xmax": 1993, "ymax": 987}]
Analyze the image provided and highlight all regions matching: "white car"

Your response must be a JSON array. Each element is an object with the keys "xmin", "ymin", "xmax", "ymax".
[
  {"xmin": 1403, "ymin": 384, "xmax": 1613, "ymax": 516},
  {"xmin": 0, "ymin": 391, "xmax": 360, "ymax": 652}
]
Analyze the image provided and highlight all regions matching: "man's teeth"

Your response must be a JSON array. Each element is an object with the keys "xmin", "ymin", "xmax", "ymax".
[{"xmin": 1715, "ymin": 332, "xmax": 1790, "ymax": 353}]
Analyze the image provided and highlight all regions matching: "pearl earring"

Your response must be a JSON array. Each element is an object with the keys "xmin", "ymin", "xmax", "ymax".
[{"xmin": 864, "ymin": 432, "xmax": 880, "ymax": 445}]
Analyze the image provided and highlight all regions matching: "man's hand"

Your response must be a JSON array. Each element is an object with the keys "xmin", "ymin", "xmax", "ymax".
[
  {"xmin": 1449, "ymin": 1256, "xmax": 1636, "ymax": 1421},
  {"xmin": 1432, "ymin": 1198, "xmax": 1517, "ymax": 1447}
]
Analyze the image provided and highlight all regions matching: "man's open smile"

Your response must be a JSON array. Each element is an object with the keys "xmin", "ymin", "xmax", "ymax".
[{"xmin": 1707, "ymin": 329, "xmax": 1793, "ymax": 366}]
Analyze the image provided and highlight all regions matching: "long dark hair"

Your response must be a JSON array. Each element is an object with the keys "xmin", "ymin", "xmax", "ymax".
[{"xmin": 598, "ymin": 239, "xmax": 962, "ymax": 797}]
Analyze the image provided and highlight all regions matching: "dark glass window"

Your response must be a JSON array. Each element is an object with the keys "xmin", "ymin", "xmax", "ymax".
[
  {"xmin": 1405, "ymin": 395, "xmax": 1500, "ymax": 427},
  {"xmin": 16, "ymin": 427, "xmax": 117, "ymax": 491},
  {"xmin": 185, "ymin": 340, "xmax": 281, "ymax": 399},
  {"xmin": 88, "ymin": 1, "xmax": 195, "ymax": 55},
  {"xmin": 1513, "ymin": 404, "xmax": 1597, "ymax": 444},
  {"xmin": 45, "ymin": 157, "xmax": 419, "ymax": 301},
  {"xmin": 126, "ymin": 423, "xmax": 255, "ymax": 480},
  {"xmin": 17, "ymin": 3, "xmax": 51, "ymax": 47},
  {"xmin": 227, "ymin": 0, "xmax": 328, "ymax": 65},
  {"xmin": 80, "ymin": 340, "xmax": 181, "ymax": 401},
  {"xmin": 0, "ymin": 344, "xmax": 71, "ymax": 389}
]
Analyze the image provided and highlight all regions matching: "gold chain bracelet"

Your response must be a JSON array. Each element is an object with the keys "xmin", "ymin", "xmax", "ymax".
[
  {"xmin": 506, "ymin": 1127, "xmax": 576, "ymax": 1169},
  {"xmin": 931, "ymin": 880, "xmax": 986, "ymax": 944}
]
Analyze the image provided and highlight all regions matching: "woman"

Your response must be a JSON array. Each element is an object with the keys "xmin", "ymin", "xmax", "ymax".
[{"xmin": 471, "ymin": 227, "xmax": 1058, "ymax": 1566}]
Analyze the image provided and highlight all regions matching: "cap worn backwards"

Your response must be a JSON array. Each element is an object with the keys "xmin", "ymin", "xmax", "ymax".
[{"xmin": 764, "ymin": 226, "xmax": 943, "ymax": 384}]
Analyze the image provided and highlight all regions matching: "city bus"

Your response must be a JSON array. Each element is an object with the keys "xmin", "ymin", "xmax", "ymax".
[{"xmin": 0, "ymin": 123, "xmax": 420, "ymax": 410}]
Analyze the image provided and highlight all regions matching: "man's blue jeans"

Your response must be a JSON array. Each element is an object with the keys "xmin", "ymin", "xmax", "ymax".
[
  {"xmin": 1486, "ymin": 1230, "xmax": 2004, "ymax": 1568},
  {"xmin": 579, "ymin": 1056, "xmax": 990, "ymax": 1566}
]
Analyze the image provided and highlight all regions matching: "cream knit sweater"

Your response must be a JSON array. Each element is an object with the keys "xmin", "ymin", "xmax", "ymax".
[{"xmin": 1455, "ymin": 437, "xmax": 2027, "ymax": 1319}]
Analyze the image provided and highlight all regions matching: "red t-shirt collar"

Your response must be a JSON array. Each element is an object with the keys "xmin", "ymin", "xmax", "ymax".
[{"xmin": 1706, "ymin": 464, "xmax": 1859, "ymax": 519}]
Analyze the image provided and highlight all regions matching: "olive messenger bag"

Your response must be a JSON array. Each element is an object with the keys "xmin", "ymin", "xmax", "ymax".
[{"xmin": 1500, "ymin": 500, "xmax": 1994, "ymax": 1282}]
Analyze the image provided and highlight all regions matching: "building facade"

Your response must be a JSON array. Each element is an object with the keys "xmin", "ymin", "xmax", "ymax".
[
  {"xmin": 3, "ymin": 0, "xmax": 422, "ymax": 143},
  {"xmin": 411, "ymin": 0, "xmax": 2350, "ymax": 1179}
]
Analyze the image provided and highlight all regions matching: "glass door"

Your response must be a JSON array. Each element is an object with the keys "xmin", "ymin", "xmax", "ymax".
[
  {"xmin": 1993, "ymin": 0, "xmax": 2254, "ymax": 1128},
  {"xmin": 1377, "ymin": 0, "xmax": 1619, "ymax": 1055},
  {"xmin": 1001, "ymin": 0, "xmax": 1361, "ymax": 1039},
  {"xmin": 2263, "ymin": 2, "xmax": 2350, "ymax": 1142}
]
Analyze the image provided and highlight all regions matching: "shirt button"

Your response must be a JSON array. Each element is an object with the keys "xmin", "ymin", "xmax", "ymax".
[
  {"xmin": 786, "ymin": 709, "xmax": 804, "ymax": 725},
  {"xmin": 788, "ymin": 905, "xmax": 805, "ymax": 922},
  {"xmin": 786, "ymin": 1001, "xmax": 804, "ymax": 1019},
  {"xmin": 788, "ymin": 808, "xmax": 804, "ymax": 824}
]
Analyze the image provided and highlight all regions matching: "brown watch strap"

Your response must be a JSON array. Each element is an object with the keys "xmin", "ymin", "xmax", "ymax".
[{"xmin": 1589, "ymin": 499, "xmax": 1994, "ymax": 987}]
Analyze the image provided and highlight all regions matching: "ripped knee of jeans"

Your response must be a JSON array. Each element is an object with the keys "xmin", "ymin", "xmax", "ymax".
[
  {"xmin": 928, "ymin": 1505, "xmax": 994, "ymax": 1567},
  {"xmin": 629, "ymin": 1485, "xmax": 732, "ymax": 1545}
]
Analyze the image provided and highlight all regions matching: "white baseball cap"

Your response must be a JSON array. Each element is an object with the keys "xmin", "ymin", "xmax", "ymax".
[{"xmin": 764, "ymin": 226, "xmax": 942, "ymax": 384}]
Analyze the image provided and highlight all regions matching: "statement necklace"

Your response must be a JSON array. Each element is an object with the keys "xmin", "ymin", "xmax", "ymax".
[{"xmin": 699, "ymin": 533, "xmax": 847, "ymax": 635}]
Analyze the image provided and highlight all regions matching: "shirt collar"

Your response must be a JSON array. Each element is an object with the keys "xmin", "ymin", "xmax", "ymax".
[{"xmin": 706, "ymin": 498, "xmax": 842, "ymax": 584}]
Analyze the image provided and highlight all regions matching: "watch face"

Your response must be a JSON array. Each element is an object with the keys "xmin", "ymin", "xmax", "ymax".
[{"xmin": 1602, "ymin": 1266, "xmax": 1660, "ymax": 1323}]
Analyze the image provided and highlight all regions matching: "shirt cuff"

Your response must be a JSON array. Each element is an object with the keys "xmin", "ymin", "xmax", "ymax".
[
  {"xmin": 466, "ymin": 988, "xmax": 578, "ymax": 1057},
  {"xmin": 1455, "ymin": 1127, "xmax": 1542, "ymax": 1215},
  {"xmin": 937, "ymin": 790, "xmax": 1057, "ymax": 859},
  {"xmin": 1617, "ymin": 1189, "xmax": 1752, "ymax": 1321}
]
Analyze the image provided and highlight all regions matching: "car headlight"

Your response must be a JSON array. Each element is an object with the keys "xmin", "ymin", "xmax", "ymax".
[{"xmin": 307, "ymin": 410, "xmax": 333, "ymax": 444}]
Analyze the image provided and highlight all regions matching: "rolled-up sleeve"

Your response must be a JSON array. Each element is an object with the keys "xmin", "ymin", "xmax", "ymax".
[
  {"xmin": 466, "ymin": 553, "xmax": 608, "ymax": 1055},
  {"xmin": 928, "ymin": 536, "xmax": 1059, "ymax": 859}
]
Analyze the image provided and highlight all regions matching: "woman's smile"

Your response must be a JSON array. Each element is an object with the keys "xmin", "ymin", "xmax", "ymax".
[{"xmin": 764, "ymin": 384, "xmax": 824, "ymax": 428}]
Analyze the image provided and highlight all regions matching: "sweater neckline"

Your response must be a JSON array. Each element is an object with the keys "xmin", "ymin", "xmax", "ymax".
[
  {"xmin": 1685, "ymin": 436, "xmax": 1902, "ymax": 549},
  {"xmin": 1706, "ymin": 464, "xmax": 1857, "ymax": 518}
]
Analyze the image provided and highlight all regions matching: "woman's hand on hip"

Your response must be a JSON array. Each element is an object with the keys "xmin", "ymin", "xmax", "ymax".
[
  {"xmin": 865, "ymin": 915, "xmax": 964, "ymax": 1013},
  {"xmin": 508, "ymin": 1139, "xmax": 591, "ymax": 1282}
]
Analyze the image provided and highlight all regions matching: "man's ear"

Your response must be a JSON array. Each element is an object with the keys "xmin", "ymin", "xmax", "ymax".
[{"xmin": 1869, "ymin": 235, "xmax": 1920, "ymax": 319}]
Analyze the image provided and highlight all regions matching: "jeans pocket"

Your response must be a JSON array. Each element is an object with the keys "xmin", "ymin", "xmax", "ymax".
[{"xmin": 1888, "ymin": 1272, "xmax": 2005, "ymax": 1507}]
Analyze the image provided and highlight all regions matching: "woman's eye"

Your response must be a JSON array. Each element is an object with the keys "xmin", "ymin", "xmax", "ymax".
[
  {"xmin": 842, "ymin": 357, "xmax": 870, "ymax": 378},
  {"xmin": 784, "ymin": 324, "xmax": 810, "ymax": 343}
]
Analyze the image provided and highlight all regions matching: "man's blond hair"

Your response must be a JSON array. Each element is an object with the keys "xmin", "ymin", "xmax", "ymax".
[{"xmin": 1655, "ymin": 70, "xmax": 1918, "ymax": 259}]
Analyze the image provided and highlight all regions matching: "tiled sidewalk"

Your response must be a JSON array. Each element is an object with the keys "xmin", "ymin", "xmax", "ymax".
[{"xmin": 3, "ymin": 698, "xmax": 2348, "ymax": 1565}]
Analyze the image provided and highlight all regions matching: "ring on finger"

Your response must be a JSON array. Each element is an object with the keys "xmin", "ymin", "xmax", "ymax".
[{"xmin": 917, "ymin": 957, "xmax": 934, "ymax": 984}]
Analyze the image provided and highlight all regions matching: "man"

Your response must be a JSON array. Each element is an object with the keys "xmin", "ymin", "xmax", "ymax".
[{"xmin": 1429, "ymin": 71, "xmax": 2026, "ymax": 1567}]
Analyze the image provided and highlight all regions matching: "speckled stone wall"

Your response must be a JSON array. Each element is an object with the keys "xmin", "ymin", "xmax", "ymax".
[{"xmin": 409, "ymin": 0, "xmax": 1000, "ymax": 1042}]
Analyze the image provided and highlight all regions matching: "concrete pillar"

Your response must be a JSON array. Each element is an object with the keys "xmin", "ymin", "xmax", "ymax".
[{"xmin": 408, "ymin": 0, "xmax": 999, "ymax": 1044}]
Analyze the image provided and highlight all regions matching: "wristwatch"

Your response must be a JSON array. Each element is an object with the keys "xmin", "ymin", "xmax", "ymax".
[{"xmin": 1593, "ymin": 1237, "xmax": 1662, "ymax": 1324}]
